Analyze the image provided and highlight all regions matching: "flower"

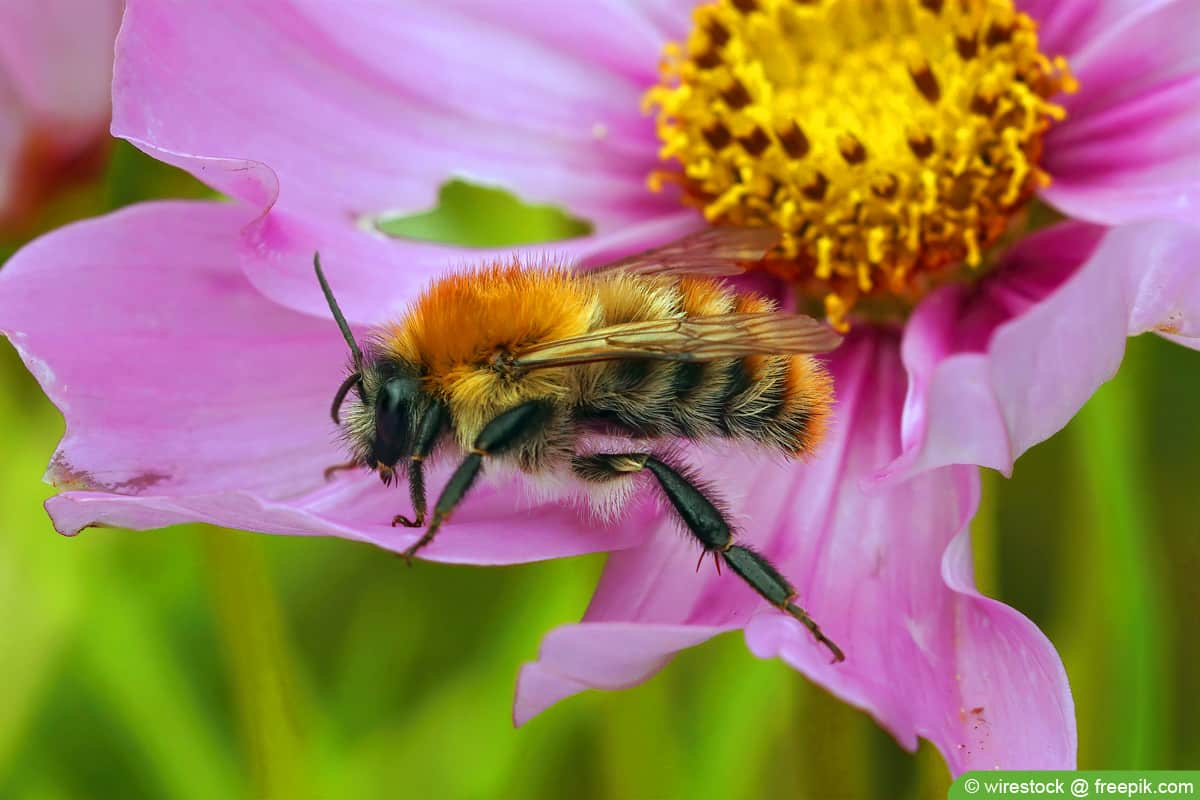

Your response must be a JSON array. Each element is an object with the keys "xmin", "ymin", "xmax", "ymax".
[
  {"xmin": 0, "ymin": 0, "xmax": 123, "ymax": 231},
  {"xmin": 1, "ymin": 0, "xmax": 1197, "ymax": 776}
]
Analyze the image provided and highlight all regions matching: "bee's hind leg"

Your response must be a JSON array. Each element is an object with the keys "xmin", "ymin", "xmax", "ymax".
[
  {"xmin": 572, "ymin": 452, "xmax": 844, "ymax": 664},
  {"xmin": 400, "ymin": 400, "xmax": 552, "ymax": 563}
]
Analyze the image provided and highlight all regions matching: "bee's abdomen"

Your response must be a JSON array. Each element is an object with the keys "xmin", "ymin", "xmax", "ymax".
[
  {"xmin": 571, "ymin": 276, "xmax": 832, "ymax": 455},
  {"xmin": 571, "ymin": 273, "xmax": 688, "ymax": 436},
  {"xmin": 576, "ymin": 357, "xmax": 682, "ymax": 436},
  {"xmin": 674, "ymin": 290, "xmax": 833, "ymax": 457},
  {"xmin": 717, "ymin": 353, "xmax": 832, "ymax": 456}
]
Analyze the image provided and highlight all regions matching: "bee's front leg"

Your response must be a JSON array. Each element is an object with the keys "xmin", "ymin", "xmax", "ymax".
[
  {"xmin": 399, "ymin": 400, "xmax": 551, "ymax": 564},
  {"xmin": 390, "ymin": 456, "xmax": 426, "ymax": 528},
  {"xmin": 323, "ymin": 459, "xmax": 363, "ymax": 481},
  {"xmin": 390, "ymin": 401, "xmax": 449, "ymax": 530}
]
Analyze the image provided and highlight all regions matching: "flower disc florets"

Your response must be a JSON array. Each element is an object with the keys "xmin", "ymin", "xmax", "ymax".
[{"xmin": 647, "ymin": 0, "xmax": 1076, "ymax": 328}]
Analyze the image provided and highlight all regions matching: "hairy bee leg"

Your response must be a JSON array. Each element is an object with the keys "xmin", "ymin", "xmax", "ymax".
[
  {"xmin": 572, "ymin": 453, "xmax": 844, "ymax": 663},
  {"xmin": 722, "ymin": 545, "xmax": 845, "ymax": 664},
  {"xmin": 392, "ymin": 401, "xmax": 448, "ymax": 529},
  {"xmin": 401, "ymin": 400, "xmax": 551, "ymax": 563},
  {"xmin": 323, "ymin": 460, "xmax": 361, "ymax": 481},
  {"xmin": 390, "ymin": 459, "xmax": 426, "ymax": 528},
  {"xmin": 692, "ymin": 550, "xmax": 722, "ymax": 576},
  {"xmin": 401, "ymin": 452, "xmax": 482, "ymax": 563}
]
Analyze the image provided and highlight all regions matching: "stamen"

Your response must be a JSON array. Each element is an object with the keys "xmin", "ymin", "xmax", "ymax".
[{"xmin": 645, "ymin": 0, "xmax": 1075, "ymax": 329}]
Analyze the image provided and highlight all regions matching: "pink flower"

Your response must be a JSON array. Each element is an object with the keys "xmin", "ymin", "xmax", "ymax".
[
  {"xmin": 0, "ymin": 0, "xmax": 123, "ymax": 230},
  {"xmin": 1, "ymin": 0, "xmax": 1197, "ymax": 776}
]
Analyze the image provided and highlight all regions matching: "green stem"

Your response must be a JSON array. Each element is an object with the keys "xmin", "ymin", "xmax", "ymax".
[
  {"xmin": 82, "ymin": 580, "xmax": 241, "ymax": 800},
  {"xmin": 971, "ymin": 469, "xmax": 1001, "ymax": 599},
  {"xmin": 1070, "ymin": 362, "xmax": 1169, "ymax": 767},
  {"xmin": 677, "ymin": 637, "xmax": 798, "ymax": 800},
  {"xmin": 200, "ymin": 529, "xmax": 309, "ymax": 799},
  {"xmin": 793, "ymin": 674, "xmax": 876, "ymax": 800}
]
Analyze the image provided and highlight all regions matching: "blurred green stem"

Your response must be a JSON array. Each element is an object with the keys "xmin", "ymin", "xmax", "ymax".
[
  {"xmin": 200, "ymin": 529, "xmax": 309, "ymax": 799},
  {"xmin": 971, "ymin": 469, "xmax": 1000, "ymax": 598},
  {"xmin": 793, "ymin": 677, "xmax": 875, "ymax": 800},
  {"xmin": 680, "ymin": 639, "xmax": 797, "ymax": 800},
  {"xmin": 83, "ymin": 578, "xmax": 240, "ymax": 800},
  {"xmin": 1071, "ymin": 362, "xmax": 1168, "ymax": 766}
]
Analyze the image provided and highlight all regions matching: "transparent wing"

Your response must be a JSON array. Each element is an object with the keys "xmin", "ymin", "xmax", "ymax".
[
  {"xmin": 511, "ymin": 312, "xmax": 841, "ymax": 370},
  {"xmin": 592, "ymin": 226, "xmax": 779, "ymax": 278}
]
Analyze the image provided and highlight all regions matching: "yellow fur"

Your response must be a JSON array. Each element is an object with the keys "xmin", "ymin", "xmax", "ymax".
[
  {"xmin": 732, "ymin": 292, "xmax": 777, "ymax": 382},
  {"xmin": 379, "ymin": 259, "xmax": 600, "ymax": 444},
  {"xmin": 677, "ymin": 277, "xmax": 735, "ymax": 316},
  {"xmin": 588, "ymin": 272, "xmax": 678, "ymax": 324},
  {"xmin": 782, "ymin": 355, "xmax": 833, "ymax": 457}
]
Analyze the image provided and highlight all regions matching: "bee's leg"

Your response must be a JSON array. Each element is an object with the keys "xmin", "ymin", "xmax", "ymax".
[
  {"xmin": 572, "ymin": 453, "xmax": 844, "ymax": 663},
  {"xmin": 389, "ymin": 459, "xmax": 426, "ymax": 528},
  {"xmin": 401, "ymin": 400, "xmax": 551, "ymax": 562},
  {"xmin": 392, "ymin": 400, "xmax": 448, "ymax": 529},
  {"xmin": 323, "ymin": 459, "xmax": 362, "ymax": 481}
]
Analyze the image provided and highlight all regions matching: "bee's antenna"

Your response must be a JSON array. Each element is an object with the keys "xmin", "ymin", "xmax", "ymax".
[
  {"xmin": 315, "ymin": 252, "xmax": 367, "ymax": 424},
  {"xmin": 328, "ymin": 371, "xmax": 362, "ymax": 426},
  {"xmin": 314, "ymin": 252, "xmax": 364, "ymax": 369}
]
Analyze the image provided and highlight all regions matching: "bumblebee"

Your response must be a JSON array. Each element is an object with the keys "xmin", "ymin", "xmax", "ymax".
[{"xmin": 315, "ymin": 228, "xmax": 845, "ymax": 661}]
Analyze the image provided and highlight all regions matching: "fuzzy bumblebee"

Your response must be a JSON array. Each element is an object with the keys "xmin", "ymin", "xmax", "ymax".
[{"xmin": 316, "ymin": 228, "xmax": 845, "ymax": 662}]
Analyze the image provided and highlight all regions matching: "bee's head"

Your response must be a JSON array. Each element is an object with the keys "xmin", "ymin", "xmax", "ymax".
[
  {"xmin": 350, "ymin": 359, "xmax": 425, "ymax": 478},
  {"xmin": 313, "ymin": 252, "xmax": 426, "ymax": 480}
]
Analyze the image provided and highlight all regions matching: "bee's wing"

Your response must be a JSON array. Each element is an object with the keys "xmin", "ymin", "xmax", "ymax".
[
  {"xmin": 592, "ymin": 226, "xmax": 778, "ymax": 278},
  {"xmin": 511, "ymin": 312, "xmax": 841, "ymax": 370}
]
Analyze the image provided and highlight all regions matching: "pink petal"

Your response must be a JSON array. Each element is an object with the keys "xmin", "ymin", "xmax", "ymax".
[
  {"xmin": 112, "ymin": 0, "xmax": 670, "ymax": 230},
  {"xmin": 1041, "ymin": 0, "xmax": 1200, "ymax": 224},
  {"xmin": 0, "ymin": 0, "xmax": 120, "ymax": 124},
  {"xmin": 1019, "ymin": 0, "xmax": 1156, "ymax": 63},
  {"xmin": 515, "ymin": 623, "xmax": 727, "ymax": 726},
  {"xmin": 0, "ymin": 201, "xmax": 342, "ymax": 502},
  {"xmin": 634, "ymin": 0, "xmax": 703, "ymax": 42},
  {"xmin": 239, "ymin": 208, "xmax": 704, "ymax": 325},
  {"xmin": 880, "ymin": 220, "xmax": 1200, "ymax": 485},
  {"xmin": 0, "ymin": 77, "xmax": 26, "ymax": 204},
  {"xmin": 0, "ymin": 201, "xmax": 647, "ymax": 562},
  {"xmin": 444, "ymin": 1, "xmax": 666, "ymax": 85},
  {"xmin": 1059, "ymin": 0, "xmax": 1198, "ymax": 111},
  {"xmin": 516, "ymin": 333, "xmax": 1075, "ymax": 773},
  {"xmin": 0, "ymin": 0, "xmax": 121, "ymax": 215}
]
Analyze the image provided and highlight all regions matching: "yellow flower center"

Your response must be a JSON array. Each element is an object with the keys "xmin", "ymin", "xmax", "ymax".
[{"xmin": 645, "ymin": 0, "xmax": 1075, "ymax": 329}]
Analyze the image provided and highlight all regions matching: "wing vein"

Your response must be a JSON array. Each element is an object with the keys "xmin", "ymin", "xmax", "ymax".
[{"xmin": 512, "ymin": 312, "xmax": 841, "ymax": 370}]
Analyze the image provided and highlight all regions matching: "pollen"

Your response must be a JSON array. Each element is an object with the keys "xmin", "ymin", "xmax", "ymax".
[{"xmin": 645, "ymin": 0, "xmax": 1075, "ymax": 330}]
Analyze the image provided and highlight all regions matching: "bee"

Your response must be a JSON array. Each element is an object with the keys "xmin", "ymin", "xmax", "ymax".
[{"xmin": 314, "ymin": 228, "xmax": 845, "ymax": 662}]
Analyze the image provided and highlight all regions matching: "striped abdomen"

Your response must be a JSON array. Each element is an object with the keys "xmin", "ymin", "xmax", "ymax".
[{"xmin": 569, "ymin": 274, "xmax": 832, "ymax": 457}]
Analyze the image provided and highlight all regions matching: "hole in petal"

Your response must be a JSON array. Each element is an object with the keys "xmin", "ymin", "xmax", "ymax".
[{"xmin": 372, "ymin": 180, "xmax": 593, "ymax": 247}]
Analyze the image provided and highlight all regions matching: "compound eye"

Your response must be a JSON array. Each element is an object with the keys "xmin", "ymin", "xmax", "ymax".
[{"xmin": 373, "ymin": 376, "xmax": 418, "ymax": 467}]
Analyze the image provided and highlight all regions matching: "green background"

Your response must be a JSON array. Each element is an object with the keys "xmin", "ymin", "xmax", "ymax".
[{"xmin": 0, "ymin": 141, "xmax": 1196, "ymax": 800}]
